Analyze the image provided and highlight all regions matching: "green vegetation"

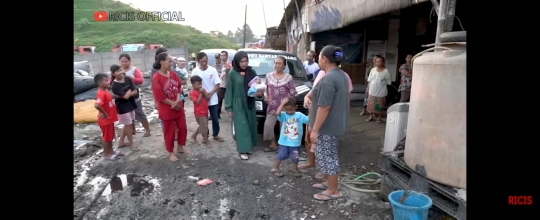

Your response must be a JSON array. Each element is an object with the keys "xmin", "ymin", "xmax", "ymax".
[{"xmin": 74, "ymin": 0, "xmax": 239, "ymax": 53}]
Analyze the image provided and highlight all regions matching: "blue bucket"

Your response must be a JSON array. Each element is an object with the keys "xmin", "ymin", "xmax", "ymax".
[{"xmin": 388, "ymin": 190, "xmax": 432, "ymax": 220}]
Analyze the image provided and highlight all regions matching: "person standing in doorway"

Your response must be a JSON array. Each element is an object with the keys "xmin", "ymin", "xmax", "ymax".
[
  {"xmin": 119, "ymin": 53, "xmax": 151, "ymax": 137},
  {"xmin": 192, "ymin": 52, "xmax": 225, "ymax": 142},
  {"xmin": 263, "ymin": 56, "xmax": 298, "ymax": 152},
  {"xmin": 360, "ymin": 54, "xmax": 382, "ymax": 115},
  {"xmin": 398, "ymin": 54, "xmax": 413, "ymax": 102},
  {"xmin": 366, "ymin": 56, "xmax": 392, "ymax": 123},
  {"xmin": 217, "ymin": 51, "xmax": 232, "ymax": 117},
  {"xmin": 303, "ymin": 51, "xmax": 320, "ymax": 81},
  {"xmin": 309, "ymin": 45, "xmax": 349, "ymax": 201}
]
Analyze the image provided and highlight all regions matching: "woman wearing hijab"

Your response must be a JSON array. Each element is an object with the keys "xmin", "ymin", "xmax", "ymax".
[{"xmin": 225, "ymin": 52, "xmax": 264, "ymax": 160}]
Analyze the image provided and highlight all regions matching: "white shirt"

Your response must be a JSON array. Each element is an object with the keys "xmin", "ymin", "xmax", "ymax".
[
  {"xmin": 367, "ymin": 68, "xmax": 392, "ymax": 97},
  {"xmin": 303, "ymin": 61, "xmax": 320, "ymax": 75},
  {"xmin": 192, "ymin": 66, "xmax": 221, "ymax": 105}
]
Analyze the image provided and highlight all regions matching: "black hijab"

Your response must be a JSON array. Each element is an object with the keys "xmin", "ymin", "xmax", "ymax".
[{"xmin": 232, "ymin": 51, "xmax": 257, "ymax": 108}]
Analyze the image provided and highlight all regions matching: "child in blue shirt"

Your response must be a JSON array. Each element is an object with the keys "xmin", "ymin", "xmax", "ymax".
[{"xmin": 271, "ymin": 97, "xmax": 309, "ymax": 178}]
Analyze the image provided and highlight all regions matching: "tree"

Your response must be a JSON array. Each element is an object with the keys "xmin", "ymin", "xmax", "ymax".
[
  {"xmin": 226, "ymin": 30, "xmax": 235, "ymax": 43},
  {"xmin": 233, "ymin": 24, "xmax": 257, "ymax": 44}
]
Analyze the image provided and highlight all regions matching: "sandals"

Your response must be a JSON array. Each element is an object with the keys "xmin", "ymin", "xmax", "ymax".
[
  {"xmin": 104, "ymin": 154, "xmax": 121, "ymax": 161},
  {"xmin": 264, "ymin": 147, "xmax": 277, "ymax": 152},
  {"xmin": 213, "ymin": 136, "xmax": 225, "ymax": 142},
  {"xmin": 239, "ymin": 153, "xmax": 249, "ymax": 160},
  {"xmin": 130, "ymin": 146, "xmax": 140, "ymax": 151},
  {"xmin": 314, "ymin": 173, "xmax": 325, "ymax": 179},
  {"xmin": 312, "ymin": 183, "xmax": 328, "ymax": 190},
  {"xmin": 271, "ymin": 170, "xmax": 284, "ymax": 178},
  {"xmin": 366, "ymin": 117, "xmax": 374, "ymax": 122},
  {"xmin": 313, "ymin": 193, "xmax": 342, "ymax": 201}
]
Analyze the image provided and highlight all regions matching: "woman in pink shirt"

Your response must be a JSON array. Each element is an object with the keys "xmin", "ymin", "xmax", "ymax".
[{"xmin": 300, "ymin": 68, "xmax": 352, "ymax": 179}]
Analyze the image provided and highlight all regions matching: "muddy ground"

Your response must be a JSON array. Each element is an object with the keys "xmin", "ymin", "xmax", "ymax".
[{"xmin": 74, "ymin": 86, "xmax": 394, "ymax": 220}]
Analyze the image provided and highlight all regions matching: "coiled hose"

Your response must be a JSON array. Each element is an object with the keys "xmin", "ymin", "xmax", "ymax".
[{"xmin": 339, "ymin": 172, "xmax": 382, "ymax": 193}]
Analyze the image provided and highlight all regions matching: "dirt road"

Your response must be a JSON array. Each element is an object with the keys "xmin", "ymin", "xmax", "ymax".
[{"xmin": 73, "ymin": 89, "xmax": 392, "ymax": 220}]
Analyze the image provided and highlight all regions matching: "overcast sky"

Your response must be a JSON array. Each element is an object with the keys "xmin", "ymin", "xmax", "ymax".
[{"xmin": 117, "ymin": 0, "xmax": 290, "ymax": 36}]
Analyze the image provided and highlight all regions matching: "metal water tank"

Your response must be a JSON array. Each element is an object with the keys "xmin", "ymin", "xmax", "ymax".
[
  {"xmin": 383, "ymin": 103, "xmax": 409, "ymax": 152},
  {"xmin": 404, "ymin": 31, "xmax": 466, "ymax": 189}
]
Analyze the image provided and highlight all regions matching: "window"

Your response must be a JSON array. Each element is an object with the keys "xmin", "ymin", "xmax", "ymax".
[{"xmin": 245, "ymin": 53, "xmax": 306, "ymax": 78}]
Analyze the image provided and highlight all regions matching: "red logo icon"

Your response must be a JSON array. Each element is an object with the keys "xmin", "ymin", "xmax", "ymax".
[{"xmin": 94, "ymin": 11, "xmax": 107, "ymax": 22}]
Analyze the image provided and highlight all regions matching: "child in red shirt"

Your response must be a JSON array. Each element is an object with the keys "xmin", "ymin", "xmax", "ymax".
[
  {"xmin": 189, "ymin": 75, "xmax": 211, "ymax": 147},
  {"xmin": 93, "ymin": 73, "xmax": 120, "ymax": 160}
]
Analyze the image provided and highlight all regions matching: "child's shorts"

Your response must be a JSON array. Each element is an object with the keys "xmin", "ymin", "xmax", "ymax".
[
  {"xmin": 118, "ymin": 111, "xmax": 135, "ymax": 125},
  {"xmin": 100, "ymin": 123, "xmax": 115, "ymax": 142},
  {"xmin": 277, "ymin": 145, "xmax": 300, "ymax": 163}
]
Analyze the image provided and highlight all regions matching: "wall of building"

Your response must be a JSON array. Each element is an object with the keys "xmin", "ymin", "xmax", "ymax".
[
  {"xmin": 286, "ymin": 0, "xmax": 310, "ymax": 59},
  {"xmin": 73, "ymin": 47, "xmax": 188, "ymax": 73}
]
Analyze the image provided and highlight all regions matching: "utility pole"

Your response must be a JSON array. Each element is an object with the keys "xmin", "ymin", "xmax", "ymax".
[{"xmin": 243, "ymin": 5, "xmax": 248, "ymax": 48}]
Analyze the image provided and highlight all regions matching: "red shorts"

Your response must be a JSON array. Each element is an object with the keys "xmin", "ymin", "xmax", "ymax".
[{"xmin": 100, "ymin": 123, "xmax": 115, "ymax": 142}]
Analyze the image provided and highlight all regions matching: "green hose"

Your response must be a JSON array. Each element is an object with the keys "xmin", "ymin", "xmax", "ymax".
[{"xmin": 339, "ymin": 172, "xmax": 382, "ymax": 193}]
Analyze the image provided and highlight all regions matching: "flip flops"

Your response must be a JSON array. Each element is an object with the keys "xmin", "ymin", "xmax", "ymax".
[
  {"xmin": 312, "ymin": 183, "xmax": 328, "ymax": 190},
  {"xmin": 271, "ymin": 170, "xmax": 284, "ymax": 178},
  {"xmin": 104, "ymin": 154, "xmax": 121, "ymax": 161},
  {"xmin": 313, "ymin": 193, "xmax": 342, "ymax": 201}
]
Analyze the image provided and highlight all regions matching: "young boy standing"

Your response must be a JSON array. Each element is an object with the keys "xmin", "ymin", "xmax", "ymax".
[
  {"xmin": 271, "ymin": 97, "xmax": 309, "ymax": 177},
  {"xmin": 93, "ymin": 73, "xmax": 119, "ymax": 160},
  {"xmin": 189, "ymin": 75, "xmax": 211, "ymax": 147}
]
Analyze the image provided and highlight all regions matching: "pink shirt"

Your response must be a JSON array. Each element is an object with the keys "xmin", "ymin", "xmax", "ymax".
[{"xmin": 314, "ymin": 70, "xmax": 353, "ymax": 93}]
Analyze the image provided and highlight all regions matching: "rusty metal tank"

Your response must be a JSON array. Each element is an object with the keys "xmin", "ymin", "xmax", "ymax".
[{"xmin": 404, "ymin": 31, "xmax": 466, "ymax": 189}]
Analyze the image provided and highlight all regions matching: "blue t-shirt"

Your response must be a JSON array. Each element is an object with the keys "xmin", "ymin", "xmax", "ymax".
[{"xmin": 277, "ymin": 112, "xmax": 309, "ymax": 147}]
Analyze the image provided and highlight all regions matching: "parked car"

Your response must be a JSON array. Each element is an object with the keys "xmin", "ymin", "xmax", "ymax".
[{"xmin": 238, "ymin": 49, "xmax": 312, "ymax": 140}]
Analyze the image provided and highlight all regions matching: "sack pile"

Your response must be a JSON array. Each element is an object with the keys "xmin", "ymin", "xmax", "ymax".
[{"xmin": 74, "ymin": 100, "xmax": 99, "ymax": 124}]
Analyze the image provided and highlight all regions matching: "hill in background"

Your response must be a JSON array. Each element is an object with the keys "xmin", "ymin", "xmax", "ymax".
[{"xmin": 74, "ymin": 0, "xmax": 238, "ymax": 53}]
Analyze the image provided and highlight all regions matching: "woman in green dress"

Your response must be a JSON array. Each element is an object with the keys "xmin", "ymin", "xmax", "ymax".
[{"xmin": 225, "ymin": 51, "xmax": 263, "ymax": 160}]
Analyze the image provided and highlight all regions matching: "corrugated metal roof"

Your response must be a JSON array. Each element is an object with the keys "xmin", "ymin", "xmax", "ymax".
[{"xmin": 307, "ymin": 0, "xmax": 429, "ymax": 33}]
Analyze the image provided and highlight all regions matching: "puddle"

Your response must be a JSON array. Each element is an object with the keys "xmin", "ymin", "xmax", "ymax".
[{"xmin": 102, "ymin": 174, "xmax": 161, "ymax": 197}]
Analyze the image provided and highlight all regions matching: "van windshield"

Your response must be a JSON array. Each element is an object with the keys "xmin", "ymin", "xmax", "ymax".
[{"xmin": 246, "ymin": 53, "xmax": 306, "ymax": 78}]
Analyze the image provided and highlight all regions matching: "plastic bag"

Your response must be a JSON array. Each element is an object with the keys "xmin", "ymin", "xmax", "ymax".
[
  {"xmin": 74, "ymin": 76, "xmax": 97, "ymax": 94},
  {"xmin": 74, "ymin": 60, "xmax": 94, "ymax": 75},
  {"xmin": 74, "ymin": 100, "xmax": 98, "ymax": 124},
  {"xmin": 248, "ymin": 84, "xmax": 266, "ymax": 97}
]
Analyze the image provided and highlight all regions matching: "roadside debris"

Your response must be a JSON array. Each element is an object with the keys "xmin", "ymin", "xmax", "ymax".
[{"xmin": 197, "ymin": 178, "xmax": 213, "ymax": 186}]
